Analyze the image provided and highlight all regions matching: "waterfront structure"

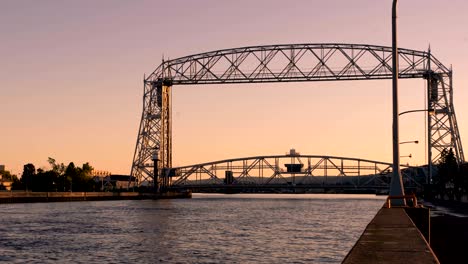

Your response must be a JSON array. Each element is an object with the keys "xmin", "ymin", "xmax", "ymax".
[{"xmin": 131, "ymin": 43, "xmax": 464, "ymax": 189}]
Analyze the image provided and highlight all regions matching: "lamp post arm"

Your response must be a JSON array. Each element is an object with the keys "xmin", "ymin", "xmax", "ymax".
[
  {"xmin": 399, "ymin": 109, "xmax": 434, "ymax": 116},
  {"xmin": 400, "ymin": 140, "xmax": 419, "ymax": 145}
]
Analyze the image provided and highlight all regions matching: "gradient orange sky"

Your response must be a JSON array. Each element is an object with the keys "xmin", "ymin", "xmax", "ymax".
[{"xmin": 2, "ymin": 0, "xmax": 468, "ymax": 176}]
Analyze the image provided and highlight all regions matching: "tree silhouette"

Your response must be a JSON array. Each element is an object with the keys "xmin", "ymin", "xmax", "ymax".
[
  {"xmin": 437, "ymin": 148, "xmax": 459, "ymax": 200},
  {"xmin": 19, "ymin": 159, "xmax": 99, "ymax": 192},
  {"xmin": 21, "ymin": 163, "xmax": 36, "ymax": 191}
]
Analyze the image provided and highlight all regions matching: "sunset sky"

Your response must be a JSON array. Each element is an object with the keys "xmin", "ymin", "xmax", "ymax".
[{"xmin": 2, "ymin": 0, "xmax": 468, "ymax": 176}]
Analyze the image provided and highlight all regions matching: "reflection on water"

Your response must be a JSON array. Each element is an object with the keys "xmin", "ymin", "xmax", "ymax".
[{"xmin": 0, "ymin": 194, "xmax": 385, "ymax": 263}]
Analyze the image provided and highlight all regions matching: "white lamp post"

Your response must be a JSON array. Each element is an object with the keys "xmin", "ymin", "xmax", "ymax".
[{"xmin": 390, "ymin": 0, "xmax": 406, "ymax": 206}]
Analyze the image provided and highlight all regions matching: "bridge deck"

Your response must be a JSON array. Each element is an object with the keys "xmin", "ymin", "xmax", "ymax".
[{"xmin": 342, "ymin": 207, "xmax": 439, "ymax": 264}]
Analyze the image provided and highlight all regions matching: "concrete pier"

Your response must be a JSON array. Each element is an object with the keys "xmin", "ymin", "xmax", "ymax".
[
  {"xmin": 0, "ymin": 191, "xmax": 191, "ymax": 203},
  {"xmin": 342, "ymin": 207, "xmax": 439, "ymax": 264}
]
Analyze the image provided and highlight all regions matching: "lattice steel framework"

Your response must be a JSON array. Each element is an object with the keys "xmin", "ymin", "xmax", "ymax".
[
  {"xmin": 169, "ymin": 154, "xmax": 422, "ymax": 191},
  {"xmin": 131, "ymin": 43, "xmax": 464, "ymax": 186}
]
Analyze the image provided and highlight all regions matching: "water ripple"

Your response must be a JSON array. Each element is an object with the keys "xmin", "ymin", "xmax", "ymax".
[{"xmin": 0, "ymin": 194, "xmax": 384, "ymax": 263}]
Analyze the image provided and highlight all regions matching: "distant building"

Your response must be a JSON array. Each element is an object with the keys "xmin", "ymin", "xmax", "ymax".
[
  {"xmin": 93, "ymin": 175, "xmax": 136, "ymax": 191},
  {"xmin": 0, "ymin": 165, "xmax": 12, "ymax": 191},
  {"xmin": 0, "ymin": 181, "xmax": 12, "ymax": 191}
]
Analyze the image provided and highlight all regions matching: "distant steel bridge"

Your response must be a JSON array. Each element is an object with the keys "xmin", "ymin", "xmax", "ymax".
[
  {"xmin": 131, "ymin": 43, "xmax": 464, "ymax": 188},
  {"xmin": 165, "ymin": 151, "xmax": 424, "ymax": 193}
]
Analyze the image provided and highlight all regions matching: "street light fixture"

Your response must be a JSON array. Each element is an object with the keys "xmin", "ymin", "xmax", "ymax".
[{"xmin": 400, "ymin": 140, "xmax": 419, "ymax": 145}]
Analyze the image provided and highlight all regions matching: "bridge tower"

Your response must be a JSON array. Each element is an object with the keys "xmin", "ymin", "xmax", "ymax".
[
  {"xmin": 425, "ymin": 50, "xmax": 464, "ymax": 179},
  {"xmin": 131, "ymin": 72, "xmax": 172, "ymax": 187}
]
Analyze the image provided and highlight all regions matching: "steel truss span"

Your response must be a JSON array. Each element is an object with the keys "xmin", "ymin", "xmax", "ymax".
[
  {"xmin": 169, "ymin": 154, "xmax": 423, "ymax": 192},
  {"xmin": 131, "ymin": 43, "xmax": 464, "ymax": 186}
]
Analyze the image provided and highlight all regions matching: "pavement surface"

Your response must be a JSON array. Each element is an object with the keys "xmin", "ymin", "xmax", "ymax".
[
  {"xmin": 342, "ymin": 207, "xmax": 438, "ymax": 264},
  {"xmin": 423, "ymin": 200, "xmax": 468, "ymax": 264}
]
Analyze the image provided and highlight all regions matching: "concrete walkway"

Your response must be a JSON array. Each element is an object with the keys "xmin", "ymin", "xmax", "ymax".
[{"xmin": 342, "ymin": 208, "xmax": 439, "ymax": 264}]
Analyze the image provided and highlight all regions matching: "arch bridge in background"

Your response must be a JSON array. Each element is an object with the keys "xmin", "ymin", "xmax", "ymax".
[
  {"xmin": 167, "ymin": 153, "xmax": 423, "ymax": 193},
  {"xmin": 131, "ymin": 43, "xmax": 464, "ymax": 187}
]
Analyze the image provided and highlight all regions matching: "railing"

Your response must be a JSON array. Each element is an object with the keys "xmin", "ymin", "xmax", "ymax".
[{"xmin": 386, "ymin": 194, "xmax": 419, "ymax": 208}]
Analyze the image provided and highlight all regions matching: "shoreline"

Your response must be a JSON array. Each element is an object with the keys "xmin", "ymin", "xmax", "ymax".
[{"xmin": 0, "ymin": 191, "xmax": 191, "ymax": 203}]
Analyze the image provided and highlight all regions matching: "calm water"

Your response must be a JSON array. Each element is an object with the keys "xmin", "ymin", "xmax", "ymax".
[{"xmin": 0, "ymin": 194, "xmax": 385, "ymax": 263}]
